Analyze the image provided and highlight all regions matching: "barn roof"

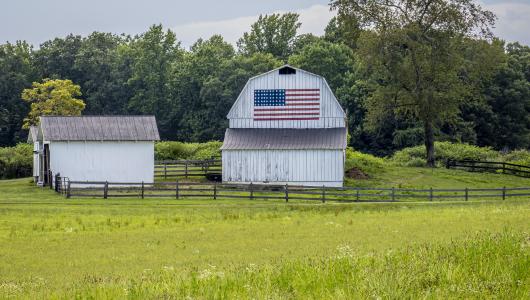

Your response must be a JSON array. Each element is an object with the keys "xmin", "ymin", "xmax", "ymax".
[
  {"xmin": 221, "ymin": 128, "xmax": 347, "ymax": 150},
  {"xmin": 40, "ymin": 116, "xmax": 160, "ymax": 141}
]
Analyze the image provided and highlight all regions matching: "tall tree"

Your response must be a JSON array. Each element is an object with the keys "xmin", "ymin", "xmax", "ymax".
[
  {"xmin": 332, "ymin": 0, "xmax": 496, "ymax": 166},
  {"xmin": 21, "ymin": 79, "xmax": 85, "ymax": 128},
  {"xmin": 126, "ymin": 25, "xmax": 183, "ymax": 137},
  {"xmin": 73, "ymin": 32, "xmax": 128, "ymax": 114},
  {"xmin": 0, "ymin": 41, "xmax": 36, "ymax": 145},
  {"xmin": 237, "ymin": 13, "xmax": 301, "ymax": 61},
  {"xmin": 289, "ymin": 39, "xmax": 354, "ymax": 91}
]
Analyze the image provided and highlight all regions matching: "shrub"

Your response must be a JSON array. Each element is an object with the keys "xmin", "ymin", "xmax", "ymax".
[
  {"xmin": 345, "ymin": 147, "xmax": 386, "ymax": 175},
  {"xmin": 391, "ymin": 142, "xmax": 498, "ymax": 166},
  {"xmin": 501, "ymin": 149, "xmax": 530, "ymax": 166},
  {"xmin": 155, "ymin": 141, "xmax": 222, "ymax": 160},
  {"xmin": 0, "ymin": 143, "xmax": 33, "ymax": 179}
]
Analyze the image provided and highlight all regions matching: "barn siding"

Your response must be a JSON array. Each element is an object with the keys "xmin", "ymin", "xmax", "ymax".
[
  {"xmin": 227, "ymin": 68, "xmax": 345, "ymax": 129},
  {"xmin": 49, "ymin": 141, "xmax": 154, "ymax": 183},
  {"xmin": 222, "ymin": 149, "xmax": 344, "ymax": 187}
]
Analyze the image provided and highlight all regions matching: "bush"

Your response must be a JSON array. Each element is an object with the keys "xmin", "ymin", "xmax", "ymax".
[
  {"xmin": 155, "ymin": 141, "xmax": 222, "ymax": 160},
  {"xmin": 345, "ymin": 147, "xmax": 386, "ymax": 175},
  {"xmin": 0, "ymin": 143, "xmax": 33, "ymax": 179},
  {"xmin": 391, "ymin": 142, "xmax": 499, "ymax": 167},
  {"xmin": 501, "ymin": 149, "xmax": 530, "ymax": 166}
]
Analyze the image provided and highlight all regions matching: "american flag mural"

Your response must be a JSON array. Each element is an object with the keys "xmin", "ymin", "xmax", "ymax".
[{"xmin": 253, "ymin": 89, "xmax": 320, "ymax": 121}]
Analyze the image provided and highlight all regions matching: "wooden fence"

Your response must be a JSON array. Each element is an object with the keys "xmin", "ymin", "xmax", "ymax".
[
  {"xmin": 61, "ymin": 180, "xmax": 530, "ymax": 202},
  {"xmin": 446, "ymin": 159, "xmax": 530, "ymax": 178},
  {"xmin": 154, "ymin": 159, "xmax": 221, "ymax": 180}
]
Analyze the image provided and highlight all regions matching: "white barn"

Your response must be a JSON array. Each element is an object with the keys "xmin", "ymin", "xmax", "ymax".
[
  {"xmin": 32, "ymin": 116, "xmax": 160, "ymax": 185},
  {"xmin": 222, "ymin": 65, "xmax": 347, "ymax": 187}
]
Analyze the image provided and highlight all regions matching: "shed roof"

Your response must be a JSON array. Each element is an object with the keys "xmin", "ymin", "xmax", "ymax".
[
  {"xmin": 40, "ymin": 116, "xmax": 160, "ymax": 141},
  {"xmin": 221, "ymin": 128, "xmax": 347, "ymax": 150}
]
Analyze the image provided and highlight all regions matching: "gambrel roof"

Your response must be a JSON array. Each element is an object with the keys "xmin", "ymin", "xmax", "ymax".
[
  {"xmin": 221, "ymin": 128, "xmax": 347, "ymax": 150},
  {"xmin": 226, "ymin": 64, "xmax": 346, "ymax": 129},
  {"xmin": 39, "ymin": 116, "xmax": 160, "ymax": 141}
]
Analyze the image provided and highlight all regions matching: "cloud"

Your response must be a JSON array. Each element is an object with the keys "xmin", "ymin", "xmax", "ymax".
[
  {"xmin": 172, "ymin": 4, "xmax": 336, "ymax": 49},
  {"xmin": 483, "ymin": 1, "xmax": 530, "ymax": 45}
]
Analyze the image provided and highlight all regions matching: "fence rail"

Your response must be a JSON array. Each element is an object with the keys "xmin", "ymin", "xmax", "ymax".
[
  {"xmin": 154, "ymin": 159, "xmax": 221, "ymax": 180},
  {"xmin": 446, "ymin": 159, "xmax": 530, "ymax": 178},
  {"xmin": 62, "ymin": 180, "xmax": 530, "ymax": 203}
]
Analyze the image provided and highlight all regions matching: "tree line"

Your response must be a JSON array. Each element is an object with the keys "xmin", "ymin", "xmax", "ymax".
[{"xmin": 0, "ymin": 0, "xmax": 529, "ymax": 161}]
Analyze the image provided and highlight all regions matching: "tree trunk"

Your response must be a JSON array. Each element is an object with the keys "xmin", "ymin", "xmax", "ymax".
[{"xmin": 424, "ymin": 120, "xmax": 435, "ymax": 167}]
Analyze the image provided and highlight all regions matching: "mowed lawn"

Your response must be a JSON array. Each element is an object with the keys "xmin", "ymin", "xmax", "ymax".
[{"xmin": 0, "ymin": 174, "xmax": 529, "ymax": 298}]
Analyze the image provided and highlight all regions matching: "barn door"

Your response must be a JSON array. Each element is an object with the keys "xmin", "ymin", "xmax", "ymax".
[{"xmin": 43, "ymin": 144, "xmax": 50, "ymax": 184}]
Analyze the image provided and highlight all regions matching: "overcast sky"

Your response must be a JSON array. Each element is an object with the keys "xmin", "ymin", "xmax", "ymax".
[{"xmin": 1, "ymin": 0, "xmax": 528, "ymax": 48}]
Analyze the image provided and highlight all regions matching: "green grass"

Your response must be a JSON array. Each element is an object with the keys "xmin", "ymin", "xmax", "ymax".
[
  {"xmin": 345, "ymin": 165, "xmax": 530, "ymax": 189},
  {"xmin": 1, "ymin": 167, "xmax": 530, "ymax": 298}
]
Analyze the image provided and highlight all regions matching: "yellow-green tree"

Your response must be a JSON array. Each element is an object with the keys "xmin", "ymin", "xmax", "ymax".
[{"xmin": 21, "ymin": 79, "xmax": 85, "ymax": 129}]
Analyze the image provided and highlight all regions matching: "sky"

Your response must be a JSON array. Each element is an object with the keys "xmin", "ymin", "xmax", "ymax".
[{"xmin": 0, "ymin": 0, "xmax": 529, "ymax": 48}]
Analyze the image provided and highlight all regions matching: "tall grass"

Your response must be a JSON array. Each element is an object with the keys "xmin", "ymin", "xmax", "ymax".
[{"xmin": 43, "ymin": 232, "xmax": 529, "ymax": 299}]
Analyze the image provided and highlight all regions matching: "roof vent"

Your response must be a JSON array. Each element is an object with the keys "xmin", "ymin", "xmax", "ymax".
[{"xmin": 279, "ymin": 66, "xmax": 296, "ymax": 75}]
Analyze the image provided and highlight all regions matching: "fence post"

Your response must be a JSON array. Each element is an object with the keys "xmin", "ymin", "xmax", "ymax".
[
  {"xmin": 49, "ymin": 170, "xmax": 53, "ymax": 189},
  {"xmin": 141, "ymin": 181, "xmax": 144, "ymax": 199},
  {"xmin": 66, "ymin": 180, "xmax": 71, "ymax": 199},
  {"xmin": 429, "ymin": 187, "xmax": 433, "ymax": 202},
  {"xmin": 322, "ymin": 185, "xmax": 326, "ymax": 203},
  {"xmin": 249, "ymin": 182, "xmax": 254, "ymax": 200},
  {"xmin": 213, "ymin": 182, "xmax": 217, "ymax": 200},
  {"xmin": 185, "ymin": 162, "xmax": 188, "ymax": 179},
  {"xmin": 502, "ymin": 163, "xmax": 506, "ymax": 174},
  {"xmin": 356, "ymin": 187, "xmax": 360, "ymax": 202},
  {"xmin": 465, "ymin": 188, "xmax": 468, "ymax": 201},
  {"xmin": 104, "ymin": 181, "xmax": 108, "ymax": 199},
  {"xmin": 164, "ymin": 163, "xmax": 167, "ymax": 179},
  {"xmin": 502, "ymin": 186, "xmax": 506, "ymax": 200},
  {"xmin": 391, "ymin": 187, "xmax": 395, "ymax": 202},
  {"xmin": 285, "ymin": 184, "xmax": 289, "ymax": 203},
  {"xmin": 175, "ymin": 180, "xmax": 179, "ymax": 199}
]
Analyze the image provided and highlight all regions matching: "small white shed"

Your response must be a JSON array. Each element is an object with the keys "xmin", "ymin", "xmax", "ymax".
[
  {"xmin": 34, "ymin": 116, "xmax": 160, "ymax": 185},
  {"xmin": 222, "ymin": 65, "xmax": 347, "ymax": 187}
]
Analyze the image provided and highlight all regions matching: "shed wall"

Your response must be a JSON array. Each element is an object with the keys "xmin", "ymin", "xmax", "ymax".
[
  {"xmin": 49, "ymin": 141, "xmax": 154, "ymax": 183},
  {"xmin": 228, "ymin": 69, "xmax": 345, "ymax": 129},
  {"xmin": 222, "ymin": 149, "xmax": 344, "ymax": 187}
]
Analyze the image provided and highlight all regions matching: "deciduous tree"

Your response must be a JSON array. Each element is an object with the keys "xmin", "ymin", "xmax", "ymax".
[
  {"xmin": 21, "ymin": 79, "xmax": 85, "ymax": 128},
  {"xmin": 331, "ymin": 0, "xmax": 496, "ymax": 166}
]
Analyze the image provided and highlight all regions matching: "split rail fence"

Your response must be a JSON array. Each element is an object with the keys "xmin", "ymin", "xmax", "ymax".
[
  {"xmin": 446, "ymin": 159, "xmax": 530, "ymax": 178},
  {"xmin": 59, "ymin": 180, "xmax": 530, "ymax": 203},
  {"xmin": 154, "ymin": 159, "xmax": 221, "ymax": 180}
]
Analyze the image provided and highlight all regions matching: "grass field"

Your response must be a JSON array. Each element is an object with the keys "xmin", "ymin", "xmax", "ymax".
[{"xmin": 1, "ymin": 167, "xmax": 529, "ymax": 298}]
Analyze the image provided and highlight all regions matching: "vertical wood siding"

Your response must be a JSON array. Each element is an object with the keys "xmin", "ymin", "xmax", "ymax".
[
  {"xmin": 222, "ymin": 149, "xmax": 344, "ymax": 187},
  {"xmin": 49, "ymin": 141, "xmax": 154, "ymax": 183}
]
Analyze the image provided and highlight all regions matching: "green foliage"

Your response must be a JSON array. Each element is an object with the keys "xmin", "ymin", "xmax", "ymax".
[
  {"xmin": 0, "ymin": 41, "xmax": 36, "ymax": 145},
  {"xmin": 345, "ymin": 147, "xmax": 385, "ymax": 175},
  {"xmin": 155, "ymin": 141, "xmax": 221, "ymax": 160},
  {"xmin": 0, "ymin": 143, "xmax": 32, "ymax": 179},
  {"xmin": 237, "ymin": 13, "xmax": 301, "ymax": 60},
  {"xmin": 21, "ymin": 78, "xmax": 85, "ymax": 129},
  {"xmin": 391, "ymin": 142, "xmax": 499, "ymax": 167}
]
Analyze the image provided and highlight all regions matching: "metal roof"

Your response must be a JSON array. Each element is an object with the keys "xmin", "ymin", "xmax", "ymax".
[
  {"xmin": 221, "ymin": 128, "xmax": 347, "ymax": 150},
  {"xmin": 40, "ymin": 116, "xmax": 160, "ymax": 141}
]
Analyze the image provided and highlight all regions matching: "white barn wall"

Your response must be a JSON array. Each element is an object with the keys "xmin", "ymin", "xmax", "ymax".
[
  {"xmin": 222, "ymin": 149, "xmax": 344, "ymax": 187},
  {"xmin": 49, "ymin": 141, "xmax": 154, "ymax": 183},
  {"xmin": 227, "ymin": 68, "xmax": 346, "ymax": 129}
]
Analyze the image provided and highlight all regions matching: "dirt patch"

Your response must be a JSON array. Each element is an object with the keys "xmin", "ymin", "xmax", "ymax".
[{"xmin": 345, "ymin": 168, "xmax": 370, "ymax": 180}]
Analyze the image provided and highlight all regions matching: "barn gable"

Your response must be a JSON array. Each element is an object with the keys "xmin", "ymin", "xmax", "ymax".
[{"xmin": 227, "ymin": 65, "xmax": 346, "ymax": 129}]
